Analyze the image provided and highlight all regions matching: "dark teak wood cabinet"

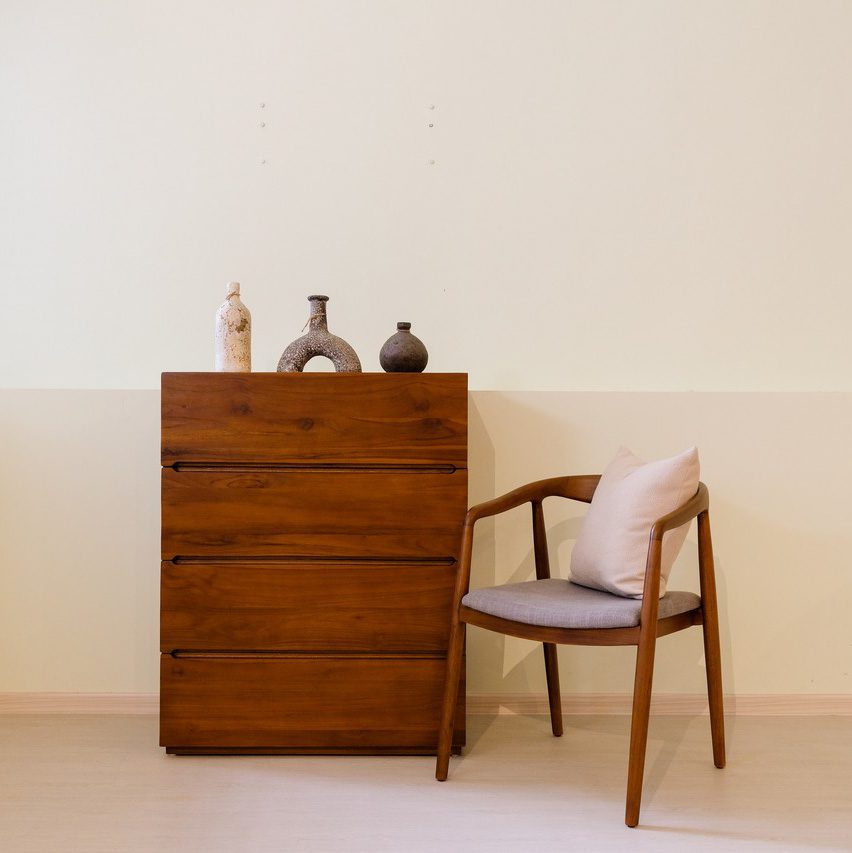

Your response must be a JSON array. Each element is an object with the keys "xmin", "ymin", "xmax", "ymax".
[{"xmin": 160, "ymin": 372, "xmax": 467, "ymax": 754}]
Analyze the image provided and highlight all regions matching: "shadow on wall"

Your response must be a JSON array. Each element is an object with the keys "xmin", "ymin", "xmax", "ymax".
[
  {"xmin": 465, "ymin": 394, "xmax": 592, "ymax": 698},
  {"xmin": 467, "ymin": 393, "xmax": 496, "ymax": 610}
]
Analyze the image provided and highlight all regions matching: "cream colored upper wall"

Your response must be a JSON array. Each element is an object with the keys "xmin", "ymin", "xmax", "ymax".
[{"xmin": 3, "ymin": 1, "xmax": 852, "ymax": 390}]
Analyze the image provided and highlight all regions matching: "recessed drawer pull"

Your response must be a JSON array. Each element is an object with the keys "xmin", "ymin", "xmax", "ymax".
[
  {"xmin": 169, "ymin": 462, "xmax": 458, "ymax": 474},
  {"xmin": 169, "ymin": 651, "xmax": 446, "ymax": 660},
  {"xmin": 169, "ymin": 555, "xmax": 456, "ymax": 565}
]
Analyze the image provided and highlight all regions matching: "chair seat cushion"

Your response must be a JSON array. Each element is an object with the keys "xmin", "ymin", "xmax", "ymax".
[{"xmin": 461, "ymin": 579, "xmax": 701, "ymax": 630}]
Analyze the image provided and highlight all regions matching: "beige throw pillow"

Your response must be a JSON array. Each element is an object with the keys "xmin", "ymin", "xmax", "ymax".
[{"xmin": 569, "ymin": 446, "xmax": 700, "ymax": 599}]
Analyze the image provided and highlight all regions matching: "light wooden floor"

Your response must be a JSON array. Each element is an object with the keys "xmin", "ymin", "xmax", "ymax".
[{"xmin": 1, "ymin": 713, "xmax": 850, "ymax": 852}]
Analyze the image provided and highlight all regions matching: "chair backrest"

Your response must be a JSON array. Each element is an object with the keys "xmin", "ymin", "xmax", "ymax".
[{"xmin": 545, "ymin": 474, "xmax": 601, "ymax": 505}]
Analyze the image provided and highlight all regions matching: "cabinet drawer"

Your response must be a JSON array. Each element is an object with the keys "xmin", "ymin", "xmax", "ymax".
[
  {"xmin": 159, "ymin": 655, "xmax": 465, "ymax": 752},
  {"xmin": 162, "ymin": 469, "xmax": 466, "ymax": 559},
  {"xmin": 161, "ymin": 561, "xmax": 456, "ymax": 652},
  {"xmin": 161, "ymin": 372, "xmax": 468, "ymax": 467}
]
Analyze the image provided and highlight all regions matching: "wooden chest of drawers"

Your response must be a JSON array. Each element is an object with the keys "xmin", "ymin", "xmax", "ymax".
[{"xmin": 159, "ymin": 372, "xmax": 467, "ymax": 754}]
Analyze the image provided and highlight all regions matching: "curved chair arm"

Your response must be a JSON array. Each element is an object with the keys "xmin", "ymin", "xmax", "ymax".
[
  {"xmin": 465, "ymin": 475, "xmax": 601, "ymax": 525},
  {"xmin": 452, "ymin": 475, "xmax": 601, "ymax": 604},
  {"xmin": 650, "ymin": 483, "xmax": 709, "ymax": 541},
  {"xmin": 640, "ymin": 482, "xmax": 709, "ymax": 617}
]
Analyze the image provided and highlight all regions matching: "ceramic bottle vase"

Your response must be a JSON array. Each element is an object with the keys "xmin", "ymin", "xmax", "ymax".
[
  {"xmin": 379, "ymin": 322, "xmax": 428, "ymax": 372},
  {"xmin": 214, "ymin": 281, "xmax": 251, "ymax": 371},
  {"xmin": 277, "ymin": 295, "xmax": 362, "ymax": 372}
]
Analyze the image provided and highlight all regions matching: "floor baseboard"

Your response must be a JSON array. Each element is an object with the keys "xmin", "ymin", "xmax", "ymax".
[
  {"xmin": 1, "ymin": 692, "xmax": 850, "ymax": 715},
  {"xmin": 0, "ymin": 693, "xmax": 159, "ymax": 714},
  {"xmin": 466, "ymin": 693, "xmax": 852, "ymax": 716}
]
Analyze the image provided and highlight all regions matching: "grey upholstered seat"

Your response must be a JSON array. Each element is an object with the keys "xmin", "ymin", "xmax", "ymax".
[{"xmin": 462, "ymin": 579, "xmax": 701, "ymax": 630}]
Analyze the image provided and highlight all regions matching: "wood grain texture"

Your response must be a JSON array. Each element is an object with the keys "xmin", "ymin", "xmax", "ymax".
[
  {"xmin": 161, "ymin": 372, "xmax": 468, "ymax": 467},
  {"xmin": 625, "ymin": 536, "xmax": 662, "ymax": 827},
  {"xmin": 464, "ymin": 475, "xmax": 601, "ymax": 524},
  {"xmin": 698, "ymin": 509, "xmax": 726, "ymax": 769},
  {"xmin": 160, "ymin": 655, "xmax": 464, "ymax": 751},
  {"xmin": 161, "ymin": 560, "xmax": 456, "ymax": 652},
  {"xmin": 161, "ymin": 468, "xmax": 466, "ymax": 559},
  {"xmin": 160, "ymin": 372, "xmax": 468, "ymax": 754}
]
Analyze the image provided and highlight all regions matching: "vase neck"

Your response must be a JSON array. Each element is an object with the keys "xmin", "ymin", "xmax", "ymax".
[{"xmin": 307, "ymin": 295, "xmax": 329, "ymax": 331}]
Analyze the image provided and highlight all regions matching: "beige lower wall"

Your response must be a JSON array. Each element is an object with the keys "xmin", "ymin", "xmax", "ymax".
[
  {"xmin": 1, "ymin": 389, "xmax": 849, "ymax": 698},
  {"xmin": 467, "ymin": 391, "xmax": 852, "ymax": 698},
  {"xmin": 0, "ymin": 390, "xmax": 160, "ymax": 692}
]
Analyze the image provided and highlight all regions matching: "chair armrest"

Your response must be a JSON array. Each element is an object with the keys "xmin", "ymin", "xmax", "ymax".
[
  {"xmin": 639, "ymin": 482, "xmax": 709, "ymax": 613},
  {"xmin": 465, "ymin": 475, "xmax": 601, "ymax": 524},
  {"xmin": 649, "ymin": 483, "xmax": 709, "ymax": 541},
  {"xmin": 450, "ymin": 475, "xmax": 601, "ymax": 612}
]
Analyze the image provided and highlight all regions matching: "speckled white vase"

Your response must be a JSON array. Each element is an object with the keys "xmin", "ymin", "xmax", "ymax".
[{"xmin": 214, "ymin": 282, "xmax": 251, "ymax": 371}]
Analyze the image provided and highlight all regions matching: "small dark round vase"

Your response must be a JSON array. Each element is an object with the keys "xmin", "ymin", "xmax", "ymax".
[{"xmin": 379, "ymin": 322, "xmax": 428, "ymax": 373}]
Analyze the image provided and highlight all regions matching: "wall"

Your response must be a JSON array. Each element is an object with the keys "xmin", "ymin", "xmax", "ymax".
[
  {"xmin": 2, "ymin": 1, "xmax": 851, "ymax": 700},
  {"xmin": 5, "ymin": 0, "xmax": 852, "ymax": 392}
]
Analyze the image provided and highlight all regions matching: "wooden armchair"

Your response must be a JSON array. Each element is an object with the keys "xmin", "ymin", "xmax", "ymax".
[{"xmin": 435, "ymin": 475, "xmax": 725, "ymax": 827}]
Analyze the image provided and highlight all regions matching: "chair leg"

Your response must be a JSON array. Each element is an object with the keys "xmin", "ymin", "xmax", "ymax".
[
  {"xmin": 625, "ymin": 627, "xmax": 657, "ymax": 828},
  {"xmin": 436, "ymin": 619, "xmax": 466, "ymax": 781},
  {"xmin": 543, "ymin": 643, "xmax": 563, "ymax": 737},
  {"xmin": 698, "ymin": 510, "xmax": 726, "ymax": 768},
  {"xmin": 703, "ymin": 612, "xmax": 726, "ymax": 768}
]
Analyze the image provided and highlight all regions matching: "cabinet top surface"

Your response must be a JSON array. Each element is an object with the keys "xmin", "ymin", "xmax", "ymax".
[{"xmin": 161, "ymin": 372, "xmax": 468, "ymax": 379}]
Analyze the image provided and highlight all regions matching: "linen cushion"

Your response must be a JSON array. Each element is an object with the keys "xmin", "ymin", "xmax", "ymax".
[
  {"xmin": 462, "ymin": 579, "xmax": 700, "ymax": 629},
  {"xmin": 569, "ymin": 446, "xmax": 699, "ymax": 599}
]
